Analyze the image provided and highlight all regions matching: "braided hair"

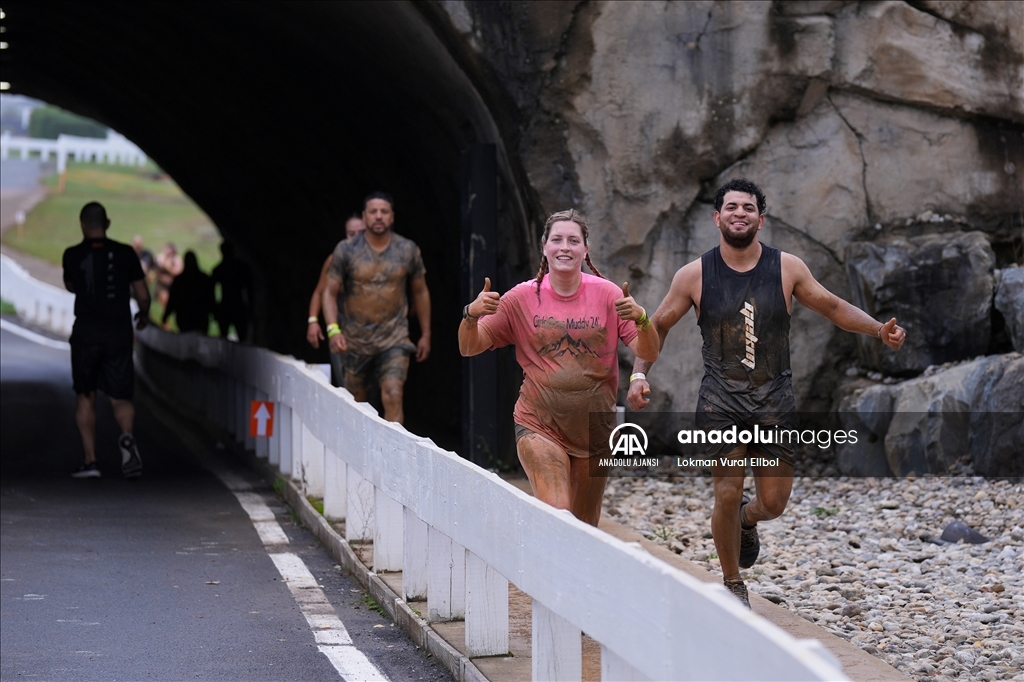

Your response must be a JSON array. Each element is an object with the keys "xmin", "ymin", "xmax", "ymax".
[{"xmin": 534, "ymin": 209, "xmax": 605, "ymax": 300}]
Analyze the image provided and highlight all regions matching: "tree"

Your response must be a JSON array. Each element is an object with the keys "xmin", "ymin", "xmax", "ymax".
[{"xmin": 28, "ymin": 106, "xmax": 107, "ymax": 139}]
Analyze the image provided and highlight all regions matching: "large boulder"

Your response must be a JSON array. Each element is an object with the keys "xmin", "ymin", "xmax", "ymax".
[
  {"xmin": 994, "ymin": 266, "xmax": 1024, "ymax": 352},
  {"xmin": 845, "ymin": 232, "xmax": 995, "ymax": 374},
  {"xmin": 836, "ymin": 353, "xmax": 1023, "ymax": 477},
  {"xmin": 833, "ymin": 1, "xmax": 1024, "ymax": 122},
  {"xmin": 432, "ymin": 0, "xmax": 1024, "ymax": 419}
]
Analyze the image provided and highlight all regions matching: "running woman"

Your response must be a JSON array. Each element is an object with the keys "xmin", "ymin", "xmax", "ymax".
[
  {"xmin": 627, "ymin": 179, "xmax": 906, "ymax": 607},
  {"xmin": 459, "ymin": 209, "xmax": 660, "ymax": 525}
]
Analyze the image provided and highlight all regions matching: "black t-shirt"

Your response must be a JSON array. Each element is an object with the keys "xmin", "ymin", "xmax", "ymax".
[{"xmin": 63, "ymin": 237, "xmax": 145, "ymax": 344}]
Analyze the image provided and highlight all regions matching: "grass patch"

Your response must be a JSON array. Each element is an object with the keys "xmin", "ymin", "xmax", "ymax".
[
  {"xmin": 2, "ymin": 160, "xmax": 222, "ymax": 272},
  {"xmin": 363, "ymin": 592, "xmax": 386, "ymax": 617},
  {"xmin": 307, "ymin": 496, "xmax": 324, "ymax": 516},
  {"xmin": 811, "ymin": 507, "xmax": 840, "ymax": 517},
  {"xmin": 273, "ymin": 476, "xmax": 285, "ymax": 497},
  {"xmin": 0, "ymin": 299, "xmax": 16, "ymax": 316}
]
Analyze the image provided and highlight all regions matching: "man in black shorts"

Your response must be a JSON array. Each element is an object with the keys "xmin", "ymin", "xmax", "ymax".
[
  {"xmin": 628, "ymin": 179, "xmax": 906, "ymax": 607},
  {"xmin": 63, "ymin": 202, "xmax": 151, "ymax": 478},
  {"xmin": 321, "ymin": 192, "xmax": 430, "ymax": 424}
]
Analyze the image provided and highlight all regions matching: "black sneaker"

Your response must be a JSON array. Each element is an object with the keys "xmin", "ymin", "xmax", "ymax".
[
  {"xmin": 739, "ymin": 494, "xmax": 760, "ymax": 568},
  {"xmin": 724, "ymin": 579, "xmax": 750, "ymax": 609},
  {"xmin": 119, "ymin": 433, "xmax": 142, "ymax": 478},
  {"xmin": 71, "ymin": 462, "xmax": 101, "ymax": 479}
]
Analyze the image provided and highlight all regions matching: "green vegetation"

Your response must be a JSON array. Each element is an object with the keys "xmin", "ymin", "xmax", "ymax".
[
  {"xmin": 362, "ymin": 592, "xmax": 386, "ymax": 617},
  {"xmin": 1, "ymin": 299, "xmax": 17, "ymax": 315},
  {"xmin": 29, "ymin": 106, "xmax": 108, "ymax": 139},
  {"xmin": 1, "ymin": 160, "xmax": 222, "ymax": 327},
  {"xmin": 273, "ymin": 476, "xmax": 285, "ymax": 497},
  {"xmin": 812, "ymin": 506, "xmax": 840, "ymax": 517},
  {"xmin": 308, "ymin": 496, "xmax": 325, "ymax": 516}
]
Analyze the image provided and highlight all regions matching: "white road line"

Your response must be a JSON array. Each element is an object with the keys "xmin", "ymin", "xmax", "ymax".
[
  {"xmin": 228, "ymin": 489, "xmax": 388, "ymax": 681},
  {"xmin": 0, "ymin": 318, "xmax": 70, "ymax": 350}
]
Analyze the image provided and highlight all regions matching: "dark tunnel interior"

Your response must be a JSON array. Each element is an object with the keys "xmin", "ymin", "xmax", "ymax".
[{"xmin": 1, "ymin": 1, "xmax": 537, "ymax": 456}]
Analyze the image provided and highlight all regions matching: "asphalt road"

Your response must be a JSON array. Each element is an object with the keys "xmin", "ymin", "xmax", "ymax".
[{"xmin": 0, "ymin": 323, "xmax": 452, "ymax": 682}]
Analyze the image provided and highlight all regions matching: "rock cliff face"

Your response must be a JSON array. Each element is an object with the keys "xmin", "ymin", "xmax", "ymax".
[{"xmin": 429, "ymin": 0, "xmax": 1023, "ymax": 418}]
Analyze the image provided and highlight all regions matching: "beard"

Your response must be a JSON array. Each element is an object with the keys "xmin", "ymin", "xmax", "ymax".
[{"xmin": 721, "ymin": 223, "xmax": 758, "ymax": 249}]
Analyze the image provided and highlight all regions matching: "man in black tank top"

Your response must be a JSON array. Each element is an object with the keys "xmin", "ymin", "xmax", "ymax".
[{"xmin": 628, "ymin": 179, "xmax": 906, "ymax": 608}]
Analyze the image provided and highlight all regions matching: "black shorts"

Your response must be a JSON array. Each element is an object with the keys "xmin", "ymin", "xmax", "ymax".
[
  {"xmin": 695, "ymin": 388, "xmax": 797, "ymax": 467},
  {"xmin": 71, "ymin": 340, "xmax": 135, "ymax": 400}
]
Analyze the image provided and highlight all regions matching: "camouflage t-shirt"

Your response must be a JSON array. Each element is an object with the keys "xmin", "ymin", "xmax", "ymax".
[{"xmin": 327, "ymin": 231, "xmax": 425, "ymax": 356}]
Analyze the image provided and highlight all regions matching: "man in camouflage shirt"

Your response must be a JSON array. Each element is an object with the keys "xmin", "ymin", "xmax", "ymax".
[{"xmin": 322, "ymin": 192, "xmax": 431, "ymax": 424}]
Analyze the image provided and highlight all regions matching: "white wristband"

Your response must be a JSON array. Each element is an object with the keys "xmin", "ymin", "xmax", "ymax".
[
  {"xmin": 629, "ymin": 372, "xmax": 647, "ymax": 383},
  {"xmin": 308, "ymin": 316, "xmax": 318, "ymax": 324}
]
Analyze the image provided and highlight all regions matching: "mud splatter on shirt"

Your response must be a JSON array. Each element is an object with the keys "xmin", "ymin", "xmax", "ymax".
[
  {"xmin": 327, "ymin": 231, "xmax": 425, "ymax": 356},
  {"xmin": 480, "ymin": 274, "xmax": 638, "ymax": 458}
]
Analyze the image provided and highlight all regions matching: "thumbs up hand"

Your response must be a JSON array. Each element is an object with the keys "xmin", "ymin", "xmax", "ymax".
[
  {"xmin": 466, "ymin": 277, "xmax": 500, "ymax": 320},
  {"xmin": 879, "ymin": 317, "xmax": 906, "ymax": 351},
  {"xmin": 615, "ymin": 282, "xmax": 645, "ymax": 322}
]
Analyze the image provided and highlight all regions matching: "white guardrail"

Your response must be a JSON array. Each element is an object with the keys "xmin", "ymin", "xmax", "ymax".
[
  {"xmin": 4, "ymin": 252, "xmax": 846, "ymax": 681},
  {"xmin": 1, "ymin": 254, "xmax": 75, "ymax": 337}
]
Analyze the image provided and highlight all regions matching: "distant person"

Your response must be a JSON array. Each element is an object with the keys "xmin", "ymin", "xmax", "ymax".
[
  {"xmin": 153, "ymin": 242, "xmax": 183, "ymax": 317},
  {"xmin": 211, "ymin": 241, "xmax": 254, "ymax": 342},
  {"xmin": 307, "ymin": 213, "xmax": 365, "ymax": 385},
  {"xmin": 458, "ymin": 209, "xmax": 659, "ymax": 526},
  {"xmin": 322, "ymin": 193, "xmax": 429, "ymax": 423},
  {"xmin": 63, "ymin": 201, "xmax": 149, "ymax": 479},
  {"xmin": 162, "ymin": 251, "xmax": 215, "ymax": 334},
  {"xmin": 131, "ymin": 235, "xmax": 155, "ymax": 275}
]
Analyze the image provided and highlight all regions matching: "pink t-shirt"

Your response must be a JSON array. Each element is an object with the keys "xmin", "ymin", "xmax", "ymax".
[{"xmin": 479, "ymin": 273, "xmax": 638, "ymax": 458}]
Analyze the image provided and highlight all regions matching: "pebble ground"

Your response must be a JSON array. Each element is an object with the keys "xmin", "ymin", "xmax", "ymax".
[{"xmin": 604, "ymin": 474, "xmax": 1023, "ymax": 681}]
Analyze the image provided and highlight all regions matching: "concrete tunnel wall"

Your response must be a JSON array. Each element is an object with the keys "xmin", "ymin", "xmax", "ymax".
[{"xmin": 2, "ymin": 1, "xmax": 539, "ymax": 454}]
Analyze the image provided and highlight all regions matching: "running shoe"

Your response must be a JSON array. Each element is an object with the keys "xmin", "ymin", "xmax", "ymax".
[
  {"xmin": 71, "ymin": 462, "xmax": 101, "ymax": 478},
  {"xmin": 724, "ymin": 578, "xmax": 750, "ymax": 609},
  {"xmin": 119, "ymin": 433, "xmax": 142, "ymax": 478},
  {"xmin": 739, "ymin": 493, "xmax": 760, "ymax": 568}
]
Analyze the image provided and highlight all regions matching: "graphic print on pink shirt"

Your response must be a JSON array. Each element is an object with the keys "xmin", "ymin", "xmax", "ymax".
[{"xmin": 479, "ymin": 274, "xmax": 638, "ymax": 458}]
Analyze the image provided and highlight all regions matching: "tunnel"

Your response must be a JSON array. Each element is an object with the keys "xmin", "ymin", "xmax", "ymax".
[{"xmin": 2, "ymin": 1, "xmax": 538, "ymax": 454}]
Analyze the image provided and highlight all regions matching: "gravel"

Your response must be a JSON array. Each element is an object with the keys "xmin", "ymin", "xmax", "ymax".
[{"xmin": 604, "ymin": 475, "xmax": 1024, "ymax": 681}]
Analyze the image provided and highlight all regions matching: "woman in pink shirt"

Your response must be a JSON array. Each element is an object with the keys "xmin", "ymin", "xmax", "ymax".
[{"xmin": 459, "ymin": 209, "xmax": 659, "ymax": 525}]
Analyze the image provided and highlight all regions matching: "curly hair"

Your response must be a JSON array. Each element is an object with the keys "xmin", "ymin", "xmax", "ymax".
[
  {"xmin": 534, "ymin": 209, "xmax": 605, "ymax": 300},
  {"xmin": 713, "ymin": 178, "xmax": 767, "ymax": 215}
]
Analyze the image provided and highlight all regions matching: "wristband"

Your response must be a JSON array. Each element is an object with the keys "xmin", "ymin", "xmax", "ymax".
[
  {"xmin": 636, "ymin": 308, "xmax": 652, "ymax": 331},
  {"xmin": 629, "ymin": 372, "xmax": 647, "ymax": 383},
  {"xmin": 308, "ymin": 316, "xmax": 318, "ymax": 324},
  {"xmin": 877, "ymin": 324, "xmax": 883, "ymax": 339},
  {"xmin": 327, "ymin": 327, "xmax": 341, "ymax": 338}
]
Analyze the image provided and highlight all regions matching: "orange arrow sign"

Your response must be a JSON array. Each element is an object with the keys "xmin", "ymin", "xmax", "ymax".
[{"xmin": 249, "ymin": 401, "xmax": 275, "ymax": 437}]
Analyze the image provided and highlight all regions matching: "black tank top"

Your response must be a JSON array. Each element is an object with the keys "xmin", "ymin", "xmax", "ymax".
[{"xmin": 697, "ymin": 244, "xmax": 792, "ymax": 411}]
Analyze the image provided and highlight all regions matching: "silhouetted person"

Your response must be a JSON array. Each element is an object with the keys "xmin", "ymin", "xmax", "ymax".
[
  {"xmin": 63, "ymin": 201, "xmax": 149, "ymax": 478},
  {"xmin": 211, "ymin": 241, "xmax": 254, "ymax": 342},
  {"xmin": 162, "ymin": 251, "xmax": 214, "ymax": 334},
  {"xmin": 154, "ymin": 242, "xmax": 183, "ymax": 317}
]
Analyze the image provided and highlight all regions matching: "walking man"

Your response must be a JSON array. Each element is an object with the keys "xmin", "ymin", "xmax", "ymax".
[
  {"xmin": 322, "ymin": 193, "xmax": 430, "ymax": 423},
  {"xmin": 63, "ymin": 202, "xmax": 150, "ymax": 478},
  {"xmin": 628, "ymin": 179, "xmax": 906, "ymax": 607},
  {"xmin": 211, "ymin": 241, "xmax": 254, "ymax": 342},
  {"xmin": 306, "ymin": 213, "xmax": 366, "ymax": 387}
]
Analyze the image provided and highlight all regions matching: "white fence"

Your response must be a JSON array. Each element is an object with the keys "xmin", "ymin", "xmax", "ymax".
[
  {"xmin": 135, "ymin": 328, "xmax": 846, "ymax": 682},
  {"xmin": 0, "ymin": 130, "xmax": 147, "ymax": 173},
  {"xmin": 5, "ymin": 257, "xmax": 846, "ymax": 681},
  {"xmin": 0, "ymin": 254, "xmax": 75, "ymax": 337}
]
